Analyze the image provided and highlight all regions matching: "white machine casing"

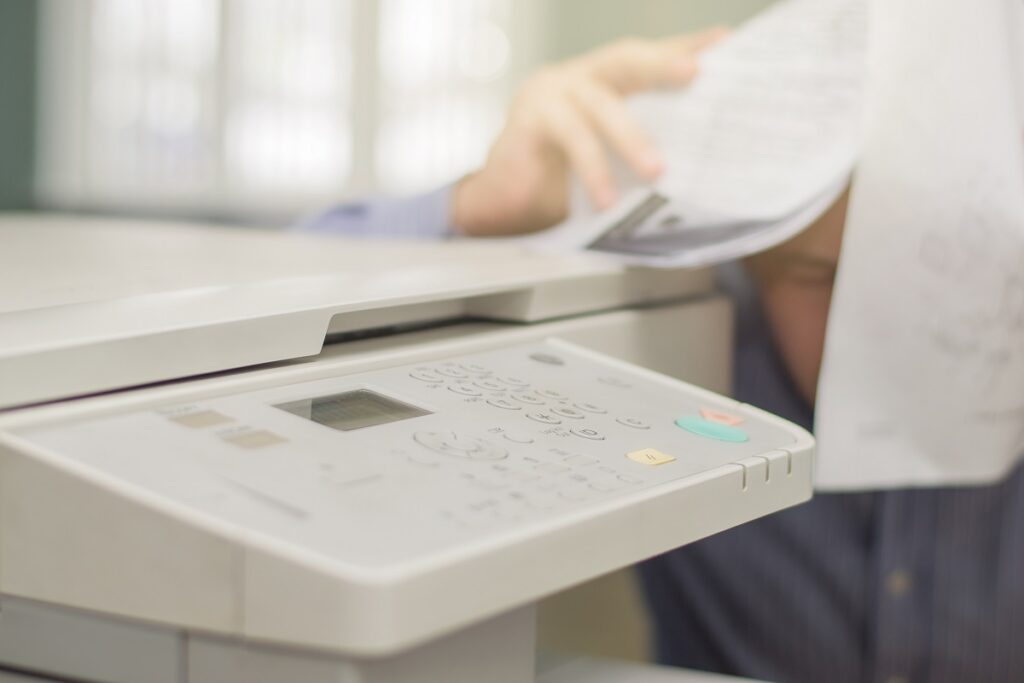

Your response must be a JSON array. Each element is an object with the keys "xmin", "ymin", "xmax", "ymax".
[{"xmin": 0, "ymin": 216, "xmax": 813, "ymax": 683}]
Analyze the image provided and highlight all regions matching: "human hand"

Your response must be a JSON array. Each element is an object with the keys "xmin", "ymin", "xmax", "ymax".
[{"xmin": 451, "ymin": 27, "xmax": 728, "ymax": 237}]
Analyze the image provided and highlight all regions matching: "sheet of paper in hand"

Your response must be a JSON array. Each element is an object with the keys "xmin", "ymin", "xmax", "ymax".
[{"xmin": 525, "ymin": 0, "xmax": 867, "ymax": 268}]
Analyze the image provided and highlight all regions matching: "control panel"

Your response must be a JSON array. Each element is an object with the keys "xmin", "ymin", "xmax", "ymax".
[{"xmin": 17, "ymin": 340, "xmax": 805, "ymax": 571}]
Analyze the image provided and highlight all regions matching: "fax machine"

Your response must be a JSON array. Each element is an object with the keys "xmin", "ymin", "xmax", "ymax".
[{"xmin": 0, "ymin": 215, "xmax": 813, "ymax": 682}]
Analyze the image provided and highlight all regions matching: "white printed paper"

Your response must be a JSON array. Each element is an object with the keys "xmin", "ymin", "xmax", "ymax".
[
  {"xmin": 814, "ymin": 0, "xmax": 1024, "ymax": 489},
  {"xmin": 526, "ymin": 0, "xmax": 867, "ymax": 268}
]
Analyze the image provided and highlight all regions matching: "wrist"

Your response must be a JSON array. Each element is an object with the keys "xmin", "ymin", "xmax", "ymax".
[{"xmin": 450, "ymin": 173, "xmax": 482, "ymax": 236}]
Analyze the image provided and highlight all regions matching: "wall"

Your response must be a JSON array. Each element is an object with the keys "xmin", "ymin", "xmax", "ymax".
[
  {"xmin": 0, "ymin": 0, "xmax": 38, "ymax": 210},
  {"xmin": 542, "ymin": 0, "xmax": 775, "ymax": 61},
  {"xmin": 1, "ymin": 1, "xmax": 776, "ymax": 215}
]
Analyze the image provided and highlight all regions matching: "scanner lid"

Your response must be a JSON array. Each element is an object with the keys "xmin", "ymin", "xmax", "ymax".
[{"xmin": 0, "ymin": 214, "xmax": 711, "ymax": 409}]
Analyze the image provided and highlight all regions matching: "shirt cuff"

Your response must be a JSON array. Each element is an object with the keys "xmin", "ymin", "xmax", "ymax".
[{"xmin": 294, "ymin": 184, "xmax": 455, "ymax": 240}]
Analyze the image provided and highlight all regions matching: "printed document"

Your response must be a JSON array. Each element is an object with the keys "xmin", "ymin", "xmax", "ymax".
[
  {"xmin": 814, "ymin": 0, "xmax": 1024, "ymax": 489},
  {"xmin": 527, "ymin": 0, "xmax": 867, "ymax": 267}
]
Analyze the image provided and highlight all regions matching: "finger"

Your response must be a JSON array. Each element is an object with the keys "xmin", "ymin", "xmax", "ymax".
[
  {"xmin": 540, "ymin": 96, "xmax": 616, "ymax": 209},
  {"xmin": 587, "ymin": 27, "xmax": 729, "ymax": 94},
  {"xmin": 654, "ymin": 27, "xmax": 731, "ymax": 86},
  {"xmin": 668, "ymin": 25, "xmax": 731, "ymax": 55},
  {"xmin": 569, "ymin": 79, "xmax": 662, "ymax": 179}
]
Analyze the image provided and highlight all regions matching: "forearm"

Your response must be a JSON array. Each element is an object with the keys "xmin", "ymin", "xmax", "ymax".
[{"xmin": 745, "ymin": 188, "xmax": 848, "ymax": 404}]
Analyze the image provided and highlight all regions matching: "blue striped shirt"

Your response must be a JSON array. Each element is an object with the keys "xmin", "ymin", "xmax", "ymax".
[{"xmin": 640, "ymin": 264, "xmax": 1024, "ymax": 683}]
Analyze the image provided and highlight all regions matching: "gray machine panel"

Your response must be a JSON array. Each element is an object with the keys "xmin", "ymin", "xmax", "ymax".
[{"xmin": 15, "ymin": 340, "xmax": 800, "ymax": 572}]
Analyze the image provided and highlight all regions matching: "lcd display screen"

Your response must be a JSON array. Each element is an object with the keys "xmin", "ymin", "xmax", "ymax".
[{"xmin": 275, "ymin": 389, "xmax": 430, "ymax": 432}]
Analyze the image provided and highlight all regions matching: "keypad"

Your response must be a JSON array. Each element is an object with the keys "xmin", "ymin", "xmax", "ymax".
[
  {"xmin": 536, "ymin": 388, "xmax": 568, "ymax": 400},
  {"xmin": 414, "ymin": 431, "xmax": 508, "ymax": 460},
  {"xmin": 389, "ymin": 350, "xmax": 762, "ymax": 531},
  {"xmin": 448, "ymin": 384, "xmax": 482, "ymax": 397},
  {"xmin": 502, "ymin": 432, "xmax": 535, "ymax": 444},
  {"xmin": 403, "ymin": 352, "xmax": 666, "ymax": 526},
  {"xmin": 433, "ymin": 442, "xmax": 647, "ymax": 527},
  {"xmin": 487, "ymin": 398, "xmax": 520, "ymax": 410},
  {"xmin": 459, "ymin": 363, "xmax": 491, "ymax": 375},
  {"xmin": 407, "ymin": 357, "xmax": 665, "ymax": 468},
  {"xmin": 475, "ymin": 379, "xmax": 505, "ymax": 392},
  {"xmin": 410, "ymin": 369, "xmax": 443, "ymax": 383},
  {"xmin": 510, "ymin": 392, "xmax": 545, "ymax": 405},
  {"xmin": 570, "ymin": 427, "xmax": 605, "ymax": 441}
]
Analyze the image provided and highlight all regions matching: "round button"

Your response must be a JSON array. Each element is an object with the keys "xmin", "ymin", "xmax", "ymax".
[
  {"xmin": 616, "ymin": 416, "xmax": 651, "ymax": 430},
  {"xmin": 436, "ymin": 366, "xmax": 468, "ymax": 379},
  {"xmin": 537, "ymin": 388, "xmax": 568, "ymax": 401},
  {"xmin": 459, "ymin": 362, "xmax": 490, "ymax": 375},
  {"xmin": 413, "ymin": 431, "xmax": 473, "ymax": 457},
  {"xmin": 574, "ymin": 402, "xmax": 606, "ymax": 414},
  {"xmin": 449, "ymin": 384, "xmax": 482, "ymax": 397},
  {"xmin": 410, "ymin": 369, "xmax": 443, "ymax": 382},
  {"xmin": 527, "ymin": 411, "xmax": 562, "ymax": 425},
  {"xmin": 487, "ymin": 398, "xmax": 521, "ymax": 410},
  {"xmin": 674, "ymin": 416, "xmax": 749, "ymax": 443},
  {"xmin": 571, "ymin": 427, "xmax": 606, "ymax": 441},
  {"xmin": 498, "ymin": 375, "xmax": 530, "ymax": 387},
  {"xmin": 413, "ymin": 431, "xmax": 452, "ymax": 451},
  {"xmin": 552, "ymin": 406, "xmax": 585, "ymax": 420},
  {"xmin": 466, "ymin": 443, "xmax": 509, "ymax": 461},
  {"xmin": 511, "ymin": 391, "xmax": 545, "ymax": 405},
  {"xmin": 448, "ymin": 435, "xmax": 509, "ymax": 460},
  {"xmin": 503, "ymin": 432, "xmax": 535, "ymax": 444},
  {"xmin": 475, "ymin": 379, "xmax": 506, "ymax": 392},
  {"xmin": 529, "ymin": 352, "xmax": 565, "ymax": 365}
]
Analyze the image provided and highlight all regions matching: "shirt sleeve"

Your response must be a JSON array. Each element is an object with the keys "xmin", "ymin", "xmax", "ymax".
[{"xmin": 293, "ymin": 184, "xmax": 454, "ymax": 240}]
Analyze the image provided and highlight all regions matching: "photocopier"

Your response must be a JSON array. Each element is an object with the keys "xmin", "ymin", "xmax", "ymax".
[{"xmin": 0, "ymin": 214, "xmax": 814, "ymax": 683}]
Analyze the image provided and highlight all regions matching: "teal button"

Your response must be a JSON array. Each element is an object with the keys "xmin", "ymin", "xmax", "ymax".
[{"xmin": 674, "ymin": 416, "xmax": 749, "ymax": 443}]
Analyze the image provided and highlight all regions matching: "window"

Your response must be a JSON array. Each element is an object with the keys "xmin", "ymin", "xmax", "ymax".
[{"xmin": 37, "ymin": 0, "xmax": 542, "ymax": 221}]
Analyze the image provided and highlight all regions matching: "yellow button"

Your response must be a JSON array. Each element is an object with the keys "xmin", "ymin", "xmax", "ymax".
[{"xmin": 626, "ymin": 448, "xmax": 676, "ymax": 466}]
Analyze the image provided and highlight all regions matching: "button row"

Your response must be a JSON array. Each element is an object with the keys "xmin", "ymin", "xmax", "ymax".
[
  {"xmin": 410, "ymin": 365, "xmax": 577, "ymax": 405},
  {"xmin": 412, "ymin": 367, "xmax": 531, "ymax": 386},
  {"xmin": 413, "ymin": 431, "xmax": 508, "ymax": 460},
  {"xmin": 413, "ymin": 360, "xmax": 754, "ymax": 443}
]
